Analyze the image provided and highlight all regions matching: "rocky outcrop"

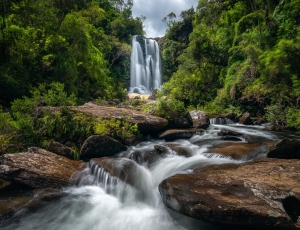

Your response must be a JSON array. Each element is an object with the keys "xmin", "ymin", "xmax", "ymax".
[
  {"xmin": 70, "ymin": 104, "xmax": 168, "ymax": 133},
  {"xmin": 207, "ymin": 142, "xmax": 273, "ymax": 160},
  {"xmin": 188, "ymin": 110, "xmax": 210, "ymax": 129},
  {"xmin": 0, "ymin": 148, "xmax": 85, "ymax": 189},
  {"xmin": 268, "ymin": 138, "xmax": 300, "ymax": 159},
  {"xmin": 238, "ymin": 113, "xmax": 253, "ymax": 125},
  {"xmin": 159, "ymin": 129, "xmax": 204, "ymax": 141},
  {"xmin": 48, "ymin": 141, "xmax": 74, "ymax": 159},
  {"xmin": 80, "ymin": 135, "xmax": 127, "ymax": 159},
  {"xmin": 159, "ymin": 158, "xmax": 300, "ymax": 229}
]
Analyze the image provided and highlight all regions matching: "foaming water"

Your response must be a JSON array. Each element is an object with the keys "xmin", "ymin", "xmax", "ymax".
[{"xmin": 1, "ymin": 125, "xmax": 289, "ymax": 230}]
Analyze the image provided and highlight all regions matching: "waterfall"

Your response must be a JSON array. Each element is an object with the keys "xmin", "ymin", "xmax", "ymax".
[
  {"xmin": 129, "ymin": 35, "xmax": 162, "ymax": 94},
  {"xmin": 210, "ymin": 118, "xmax": 235, "ymax": 125}
]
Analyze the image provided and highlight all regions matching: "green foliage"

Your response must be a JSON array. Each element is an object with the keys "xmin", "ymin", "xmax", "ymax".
[
  {"xmin": 94, "ymin": 118, "xmax": 140, "ymax": 142},
  {"xmin": 0, "ymin": 0, "xmax": 144, "ymax": 104},
  {"xmin": 286, "ymin": 108, "xmax": 300, "ymax": 132},
  {"xmin": 161, "ymin": 0, "xmax": 300, "ymax": 130}
]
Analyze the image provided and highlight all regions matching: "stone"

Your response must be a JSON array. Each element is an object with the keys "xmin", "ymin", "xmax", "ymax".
[
  {"xmin": 159, "ymin": 158, "xmax": 300, "ymax": 229},
  {"xmin": 267, "ymin": 138, "xmax": 300, "ymax": 159},
  {"xmin": 207, "ymin": 142, "xmax": 274, "ymax": 160},
  {"xmin": 48, "ymin": 141, "xmax": 74, "ymax": 159},
  {"xmin": 188, "ymin": 110, "xmax": 210, "ymax": 129},
  {"xmin": 0, "ymin": 148, "xmax": 85, "ymax": 189},
  {"xmin": 169, "ymin": 116, "xmax": 191, "ymax": 129},
  {"xmin": 91, "ymin": 158, "xmax": 149, "ymax": 189},
  {"xmin": 217, "ymin": 130, "xmax": 242, "ymax": 137},
  {"xmin": 238, "ymin": 113, "xmax": 253, "ymax": 125},
  {"xmin": 148, "ymin": 89, "xmax": 159, "ymax": 100},
  {"xmin": 159, "ymin": 129, "xmax": 204, "ymax": 141},
  {"xmin": 80, "ymin": 135, "xmax": 127, "ymax": 159},
  {"xmin": 69, "ymin": 104, "xmax": 168, "ymax": 134},
  {"xmin": 167, "ymin": 144, "xmax": 192, "ymax": 157}
]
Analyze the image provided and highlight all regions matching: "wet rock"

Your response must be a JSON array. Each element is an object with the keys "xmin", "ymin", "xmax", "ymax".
[
  {"xmin": 80, "ymin": 135, "xmax": 127, "ymax": 159},
  {"xmin": 129, "ymin": 149, "xmax": 163, "ymax": 165},
  {"xmin": 0, "ymin": 148, "xmax": 85, "ymax": 189},
  {"xmin": 264, "ymin": 124, "xmax": 284, "ymax": 132},
  {"xmin": 48, "ymin": 141, "xmax": 74, "ymax": 159},
  {"xmin": 220, "ymin": 136, "xmax": 243, "ymax": 141},
  {"xmin": 148, "ymin": 89, "xmax": 159, "ymax": 100},
  {"xmin": 238, "ymin": 113, "xmax": 253, "ymax": 125},
  {"xmin": 167, "ymin": 144, "xmax": 192, "ymax": 157},
  {"xmin": 154, "ymin": 145, "xmax": 168, "ymax": 153},
  {"xmin": 159, "ymin": 129, "xmax": 204, "ymax": 141},
  {"xmin": 69, "ymin": 104, "xmax": 168, "ymax": 134},
  {"xmin": 188, "ymin": 110, "xmax": 210, "ymax": 129},
  {"xmin": 159, "ymin": 158, "xmax": 300, "ymax": 229},
  {"xmin": 217, "ymin": 130, "xmax": 242, "ymax": 137},
  {"xmin": 169, "ymin": 116, "xmax": 191, "ymax": 129},
  {"xmin": 0, "ymin": 179, "xmax": 11, "ymax": 190},
  {"xmin": 207, "ymin": 142, "xmax": 272, "ymax": 160},
  {"xmin": 33, "ymin": 188, "xmax": 63, "ymax": 201},
  {"xmin": 267, "ymin": 138, "xmax": 300, "ymax": 159},
  {"xmin": 91, "ymin": 158, "xmax": 144, "ymax": 188}
]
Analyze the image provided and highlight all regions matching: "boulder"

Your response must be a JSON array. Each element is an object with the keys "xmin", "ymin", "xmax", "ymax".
[
  {"xmin": 80, "ymin": 135, "xmax": 127, "ymax": 159},
  {"xmin": 69, "ymin": 104, "xmax": 168, "ymax": 133},
  {"xmin": 48, "ymin": 141, "xmax": 74, "ymax": 159},
  {"xmin": 0, "ymin": 148, "xmax": 85, "ymax": 189},
  {"xmin": 238, "ymin": 113, "xmax": 253, "ymax": 125},
  {"xmin": 159, "ymin": 129, "xmax": 204, "ymax": 141},
  {"xmin": 148, "ymin": 89, "xmax": 159, "ymax": 100},
  {"xmin": 217, "ymin": 130, "xmax": 242, "ymax": 137},
  {"xmin": 188, "ymin": 110, "xmax": 210, "ymax": 129},
  {"xmin": 267, "ymin": 138, "xmax": 300, "ymax": 159},
  {"xmin": 207, "ymin": 142, "xmax": 274, "ymax": 160},
  {"xmin": 159, "ymin": 158, "xmax": 300, "ymax": 229},
  {"xmin": 169, "ymin": 116, "xmax": 191, "ymax": 129},
  {"xmin": 167, "ymin": 144, "xmax": 192, "ymax": 157},
  {"xmin": 91, "ymin": 158, "xmax": 148, "ymax": 189}
]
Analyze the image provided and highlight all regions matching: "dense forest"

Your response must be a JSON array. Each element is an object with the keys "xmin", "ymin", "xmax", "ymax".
[
  {"xmin": 161, "ymin": 0, "xmax": 300, "ymax": 130},
  {"xmin": 0, "ymin": 0, "xmax": 144, "ymax": 104}
]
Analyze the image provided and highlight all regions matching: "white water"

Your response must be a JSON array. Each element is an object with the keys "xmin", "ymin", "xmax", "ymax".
[
  {"xmin": 1, "ymin": 125, "xmax": 290, "ymax": 230},
  {"xmin": 129, "ymin": 35, "xmax": 162, "ymax": 94}
]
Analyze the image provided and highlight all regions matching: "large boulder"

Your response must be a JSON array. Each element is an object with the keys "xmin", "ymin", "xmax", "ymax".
[
  {"xmin": 159, "ymin": 158, "xmax": 300, "ymax": 229},
  {"xmin": 80, "ymin": 135, "xmax": 127, "ymax": 159},
  {"xmin": 188, "ymin": 110, "xmax": 210, "ymax": 129},
  {"xmin": 268, "ymin": 138, "xmax": 300, "ymax": 159},
  {"xmin": 0, "ymin": 148, "xmax": 85, "ymax": 189},
  {"xmin": 159, "ymin": 129, "xmax": 204, "ymax": 141},
  {"xmin": 48, "ymin": 141, "xmax": 74, "ymax": 159},
  {"xmin": 69, "ymin": 104, "xmax": 168, "ymax": 134},
  {"xmin": 238, "ymin": 113, "xmax": 253, "ymax": 125}
]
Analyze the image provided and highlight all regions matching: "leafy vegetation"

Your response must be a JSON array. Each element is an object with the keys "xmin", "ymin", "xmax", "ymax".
[
  {"xmin": 0, "ymin": 0, "xmax": 144, "ymax": 105},
  {"xmin": 161, "ymin": 0, "xmax": 300, "ymax": 130}
]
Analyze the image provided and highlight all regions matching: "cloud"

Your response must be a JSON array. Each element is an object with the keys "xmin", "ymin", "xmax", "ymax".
[{"xmin": 132, "ymin": 0, "xmax": 198, "ymax": 38}]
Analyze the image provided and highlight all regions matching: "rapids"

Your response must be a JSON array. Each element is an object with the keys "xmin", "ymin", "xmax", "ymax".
[{"xmin": 1, "ymin": 123, "xmax": 298, "ymax": 230}]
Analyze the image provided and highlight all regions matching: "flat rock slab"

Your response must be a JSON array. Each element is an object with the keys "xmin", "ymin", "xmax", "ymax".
[
  {"xmin": 0, "ymin": 148, "xmax": 85, "ymax": 189},
  {"xmin": 207, "ymin": 142, "xmax": 274, "ymax": 160},
  {"xmin": 70, "ymin": 104, "xmax": 168, "ymax": 133},
  {"xmin": 159, "ymin": 129, "xmax": 204, "ymax": 141},
  {"xmin": 159, "ymin": 158, "xmax": 300, "ymax": 229}
]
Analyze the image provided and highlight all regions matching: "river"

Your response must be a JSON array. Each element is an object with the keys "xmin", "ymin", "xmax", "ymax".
[{"xmin": 1, "ymin": 123, "xmax": 298, "ymax": 230}]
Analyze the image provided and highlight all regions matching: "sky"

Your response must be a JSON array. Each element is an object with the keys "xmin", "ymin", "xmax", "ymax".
[{"xmin": 132, "ymin": 0, "xmax": 199, "ymax": 38}]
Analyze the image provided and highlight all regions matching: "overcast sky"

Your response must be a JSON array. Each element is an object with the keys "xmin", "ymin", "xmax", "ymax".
[{"xmin": 132, "ymin": 0, "xmax": 199, "ymax": 38}]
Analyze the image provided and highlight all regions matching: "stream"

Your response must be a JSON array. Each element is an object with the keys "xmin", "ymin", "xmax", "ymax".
[{"xmin": 1, "ymin": 123, "xmax": 299, "ymax": 230}]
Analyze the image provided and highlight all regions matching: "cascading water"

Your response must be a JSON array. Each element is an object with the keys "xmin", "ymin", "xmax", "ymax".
[
  {"xmin": 2, "ymin": 124, "xmax": 295, "ymax": 230},
  {"xmin": 129, "ymin": 35, "xmax": 162, "ymax": 94}
]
